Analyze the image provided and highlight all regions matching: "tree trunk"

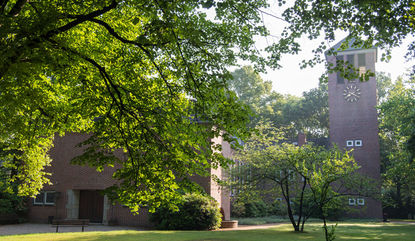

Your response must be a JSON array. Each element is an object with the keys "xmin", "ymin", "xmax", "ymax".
[
  {"xmin": 296, "ymin": 177, "xmax": 307, "ymax": 231},
  {"xmin": 281, "ymin": 181, "xmax": 299, "ymax": 231},
  {"xmin": 322, "ymin": 214, "xmax": 329, "ymax": 241}
]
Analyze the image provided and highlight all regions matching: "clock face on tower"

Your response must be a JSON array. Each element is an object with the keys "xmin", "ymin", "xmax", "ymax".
[{"xmin": 343, "ymin": 84, "xmax": 361, "ymax": 102}]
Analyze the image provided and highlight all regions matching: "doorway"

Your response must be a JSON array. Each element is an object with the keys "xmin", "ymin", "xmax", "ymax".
[{"xmin": 78, "ymin": 190, "xmax": 104, "ymax": 223}]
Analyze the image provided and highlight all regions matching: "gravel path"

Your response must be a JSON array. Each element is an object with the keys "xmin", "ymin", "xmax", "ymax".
[
  {"xmin": 0, "ymin": 222, "xmax": 284, "ymax": 236},
  {"xmin": 0, "ymin": 223, "xmax": 144, "ymax": 236}
]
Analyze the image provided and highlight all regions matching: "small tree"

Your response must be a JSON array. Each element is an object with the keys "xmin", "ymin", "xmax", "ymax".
[
  {"xmin": 298, "ymin": 145, "xmax": 377, "ymax": 241},
  {"xmin": 229, "ymin": 124, "xmax": 315, "ymax": 232},
  {"xmin": 230, "ymin": 124, "xmax": 378, "ymax": 238}
]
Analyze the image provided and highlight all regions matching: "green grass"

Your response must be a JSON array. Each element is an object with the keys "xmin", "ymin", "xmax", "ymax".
[
  {"xmin": 235, "ymin": 215, "xmax": 288, "ymax": 225},
  {"xmin": 389, "ymin": 219, "xmax": 415, "ymax": 222},
  {"xmin": 2, "ymin": 222, "xmax": 415, "ymax": 241}
]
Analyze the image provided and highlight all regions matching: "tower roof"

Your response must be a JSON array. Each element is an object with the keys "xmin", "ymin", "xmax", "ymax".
[{"xmin": 325, "ymin": 36, "xmax": 377, "ymax": 58}]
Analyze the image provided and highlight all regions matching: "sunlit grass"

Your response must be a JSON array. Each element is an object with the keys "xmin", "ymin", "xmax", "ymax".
[{"xmin": 2, "ymin": 222, "xmax": 415, "ymax": 241}]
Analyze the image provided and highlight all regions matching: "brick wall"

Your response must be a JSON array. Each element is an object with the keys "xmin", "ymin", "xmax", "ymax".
[
  {"xmin": 327, "ymin": 49, "xmax": 382, "ymax": 218},
  {"xmin": 27, "ymin": 132, "xmax": 232, "ymax": 225}
]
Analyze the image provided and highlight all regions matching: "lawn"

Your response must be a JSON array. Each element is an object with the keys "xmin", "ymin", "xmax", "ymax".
[{"xmin": 2, "ymin": 222, "xmax": 414, "ymax": 241}]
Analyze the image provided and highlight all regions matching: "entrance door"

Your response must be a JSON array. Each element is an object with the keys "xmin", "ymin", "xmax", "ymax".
[{"xmin": 79, "ymin": 190, "xmax": 104, "ymax": 223}]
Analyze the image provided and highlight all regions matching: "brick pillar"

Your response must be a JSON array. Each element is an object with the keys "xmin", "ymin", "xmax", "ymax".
[{"xmin": 298, "ymin": 133, "xmax": 307, "ymax": 147}]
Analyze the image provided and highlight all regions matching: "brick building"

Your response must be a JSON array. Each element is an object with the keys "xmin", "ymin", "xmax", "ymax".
[
  {"xmin": 27, "ymin": 133, "xmax": 232, "ymax": 226},
  {"xmin": 326, "ymin": 38, "xmax": 382, "ymax": 218}
]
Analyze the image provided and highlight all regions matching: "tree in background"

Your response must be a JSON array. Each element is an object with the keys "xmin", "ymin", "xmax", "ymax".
[
  {"xmin": 230, "ymin": 66, "xmax": 328, "ymax": 139},
  {"xmin": 378, "ymin": 76, "xmax": 415, "ymax": 218}
]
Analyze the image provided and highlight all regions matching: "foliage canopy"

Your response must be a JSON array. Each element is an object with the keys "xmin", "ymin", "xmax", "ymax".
[{"xmin": 0, "ymin": 0, "xmax": 270, "ymax": 211}]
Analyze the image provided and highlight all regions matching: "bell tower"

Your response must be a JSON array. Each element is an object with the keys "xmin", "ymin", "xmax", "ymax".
[{"xmin": 326, "ymin": 38, "xmax": 382, "ymax": 218}]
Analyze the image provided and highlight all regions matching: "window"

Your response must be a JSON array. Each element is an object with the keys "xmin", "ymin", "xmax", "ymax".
[
  {"xmin": 33, "ymin": 191, "xmax": 56, "ymax": 205},
  {"xmin": 34, "ymin": 193, "xmax": 44, "ymax": 205},
  {"xmin": 359, "ymin": 66, "xmax": 366, "ymax": 77},
  {"xmin": 348, "ymin": 198, "xmax": 356, "ymax": 206},
  {"xmin": 346, "ymin": 54, "xmax": 356, "ymax": 82},
  {"xmin": 336, "ymin": 56, "xmax": 344, "ymax": 84},
  {"xmin": 357, "ymin": 198, "xmax": 365, "ymax": 206},
  {"xmin": 347, "ymin": 54, "xmax": 354, "ymax": 65},
  {"xmin": 358, "ymin": 53, "xmax": 366, "ymax": 66},
  {"xmin": 346, "ymin": 140, "xmax": 354, "ymax": 147},
  {"xmin": 355, "ymin": 140, "xmax": 362, "ymax": 147},
  {"xmin": 276, "ymin": 198, "xmax": 283, "ymax": 202}
]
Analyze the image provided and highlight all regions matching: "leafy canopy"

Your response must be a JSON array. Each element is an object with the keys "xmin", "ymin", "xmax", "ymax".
[{"xmin": 0, "ymin": 0, "xmax": 269, "ymax": 211}]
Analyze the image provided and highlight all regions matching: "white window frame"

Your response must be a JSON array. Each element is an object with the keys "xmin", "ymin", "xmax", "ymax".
[
  {"xmin": 44, "ymin": 191, "xmax": 56, "ymax": 205},
  {"xmin": 348, "ymin": 198, "xmax": 356, "ymax": 206},
  {"xmin": 355, "ymin": 140, "xmax": 363, "ymax": 147},
  {"xmin": 346, "ymin": 140, "xmax": 354, "ymax": 147},
  {"xmin": 357, "ymin": 198, "xmax": 365, "ymax": 206},
  {"xmin": 33, "ymin": 193, "xmax": 44, "ymax": 205},
  {"xmin": 33, "ymin": 191, "xmax": 56, "ymax": 205}
]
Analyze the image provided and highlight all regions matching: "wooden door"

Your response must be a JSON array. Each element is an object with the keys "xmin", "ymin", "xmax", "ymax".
[{"xmin": 78, "ymin": 190, "xmax": 104, "ymax": 223}]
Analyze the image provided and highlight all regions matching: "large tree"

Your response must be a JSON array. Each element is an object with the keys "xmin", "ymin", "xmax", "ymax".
[
  {"xmin": 2, "ymin": 0, "xmax": 414, "ymax": 212},
  {"xmin": 378, "ymin": 77, "xmax": 415, "ymax": 218},
  {"xmin": 0, "ymin": 0, "xmax": 270, "ymax": 211},
  {"xmin": 229, "ymin": 66, "xmax": 328, "ymax": 138},
  {"xmin": 268, "ymin": 0, "xmax": 414, "ymax": 69}
]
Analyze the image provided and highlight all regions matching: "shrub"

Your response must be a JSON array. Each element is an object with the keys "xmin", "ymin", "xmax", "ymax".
[
  {"xmin": 231, "ymin": 199, "xmax": 269, "ymax": 217},
  {"xmin": 0, "ymin": 169, "xmax": 28, "ymax": 224},
  {"xmin": 150, "ymin": 193, "xmax": 222, "ymax": 230},
  {"xmin": 245, "ymin": 200, "xmax": 268, "ymax": 217}
]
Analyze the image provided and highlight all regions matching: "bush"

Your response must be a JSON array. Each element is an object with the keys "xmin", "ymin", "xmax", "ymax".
[
  {"xmin": 150, "ymin": 193, "xmax": 222, "ymax": 230},
  {"xmin": 231, "ymin": 199, "xmax": 269, "ymax": 217},
  {"xmin": 0, "ymin": 169, "xmax": 28, "ymax": 224}
]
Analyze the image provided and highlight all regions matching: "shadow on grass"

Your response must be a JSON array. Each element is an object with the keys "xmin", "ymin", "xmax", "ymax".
[{"xmin": 3, "ymin": 223, "xmax": 415, "ymax": 241}]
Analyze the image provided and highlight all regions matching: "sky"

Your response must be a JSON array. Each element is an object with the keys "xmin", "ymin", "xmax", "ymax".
[
  {"xmin": 252, "ymin": 1, "xmax": 415, "ymax": 97},
  {"xmin": 260, "ymin": 37, "xmax": 415, "ymax": 97}
]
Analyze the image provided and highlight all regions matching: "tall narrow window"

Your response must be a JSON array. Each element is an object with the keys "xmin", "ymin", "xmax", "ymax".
[
  {"xmin": 358, "ymin": 54, "xmax": 366, "ymax": 78},
  {"xmin": 347, "ymin": 54, "xmax": 355, "ymax": 82},
  {"xmin": 336, "ymin": 56, "xmax": 344, "ymax": 84},
  {"xmin": 358, "ymin": 54, "xmax": 366, "ymax": 66}
]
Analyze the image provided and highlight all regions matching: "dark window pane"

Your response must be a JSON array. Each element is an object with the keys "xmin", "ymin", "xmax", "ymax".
[
  {"xmin": 358, "ymin": 53, "xmax": 366, "ymax": 66},
  {"xmin": 336, "ymin": 56, "xmax": 344, "ymax": 84},
  {"xmin": 34, "ymin": 193, "xmax": 44, "ymax": 204},
  {"xmin": 337, "ymin": 72, "xmax": 344, "ymax": 84},
  {"xmin": 347, "ymin": 54, "xmax": 354, "ymax": 65},
  {"xmin": 45, "ymin": 192, "xmax": 55, "ymax": 204}
]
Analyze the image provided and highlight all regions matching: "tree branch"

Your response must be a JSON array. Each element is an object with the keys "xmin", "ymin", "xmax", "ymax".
[
  {"xmin": 0, "ymin": 1, "xmax": 118, "ymax": 80},
  {"xmin": 87, "ymin": 18, "xmax": 170, "ymax": 48},
  {"xmin": 45, "ymin": 0, "xmax": 117, "ymax": 39},
  {"xmin": 7, "ymin": 0, "xmax": 27, "ymax": 16},
  {"xmin": 0, "ymin": 0, "xmax": 9, "ymax": 14}
]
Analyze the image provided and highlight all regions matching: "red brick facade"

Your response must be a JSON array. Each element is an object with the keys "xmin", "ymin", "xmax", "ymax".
[
  {"xmin": 27, "ymin": 133, "xmax": 232, "ymax": 226},
  {"xmin": 326, "ymin": 41, "xmax": 382, "ymax": 218}
]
